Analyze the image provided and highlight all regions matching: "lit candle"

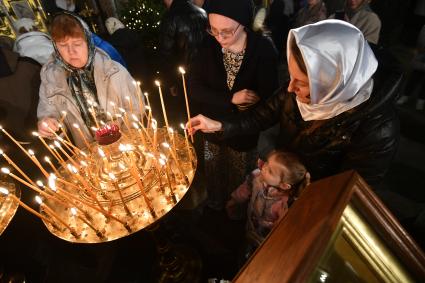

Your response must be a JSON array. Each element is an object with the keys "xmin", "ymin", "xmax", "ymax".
[
  {"xmin": 136, "ymin": 81, "xmax": 145, "ymax": 120},
  {"xmin": 132, "ymin": 122, "xmax": 147, "ymax": 147},
  {"xmin": 151, "ymin": 119, "xmax": 158, "ymax": 151},
  {"xmin": 0, "ymin": 149, "xmax": 37, "ymax": 187},
  {"xmin": 0, "ymin": 167, "xmax": 69, "ymax": 208},
  {"xmin": 109, "ymin": 173, "xmax": 132, "ymax": 216},
  {"xmin": 35, "ymin": 195, "xmax": 80, "ymax": 238},
  {"xmin": 87, "ymin": 100, "xmax": 100, "ymax": 129},
  {"xmin": 0, "ymin": 187, "xmax": 58, "ymax": 229},
  {"xmin": 144, "ymin": 92, "xmax": 152, "ymax": 119},
  {"xmin": 44, "ymin": 156, "xmax": 61, "ymax": 177},
  {"xmin": 72, "ymin": 124, "xmax": 91, "ymax": 150},
  {"xmin": 155, "ymin": 80, "xmax": 170, "ymax": 130},
  {"xmin": 49, "ymin": 144, "xmax": 66, "ymax": 165},
  {"xmin": 27, "ymin": 149, "xmax": 50, "ymax": 178},
  {"xmin": 125, "ymin": 96, "xmax": 133, "ymax": 113},
  {"xmin": 168, "ymin": 127, "xmax": 177, "ymax": 154},
  {"xmin": 179, "ymin": 67, "xmax": 194, "ymax": 142},
  {"xmin": 180, "ymin": 123, "xmax": 192, "ymax": 162},
  {"xmin": 159, "ymin": 158, "xmax": 177, "ymax": 203},
  {"xmin": 146, "ymin": 152, "xmax": 164, "ymax": 193},
  {"xmin": 53, "ymin": 141, "xmax": 79, "ymax": 168}
]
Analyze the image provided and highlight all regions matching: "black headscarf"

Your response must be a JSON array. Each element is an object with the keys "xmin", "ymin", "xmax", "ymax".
[{"xmin": 207, "ymin": 0, "xmax": 254, "ymax": 28}]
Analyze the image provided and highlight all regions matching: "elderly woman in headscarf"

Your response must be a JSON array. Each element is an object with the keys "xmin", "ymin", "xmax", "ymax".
[
  {"xmin": 293, "ymin": 0, "xmax": 327, "ymax": 28},
  {"xmin": 189, "ymin": 20, "xmax": 401, "ymax": 188},
  {"xmin": 37, "ymin": 13, "xmax": 142, "ymax": 149}
]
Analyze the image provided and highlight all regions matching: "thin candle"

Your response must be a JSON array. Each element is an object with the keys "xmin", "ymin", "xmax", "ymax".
[
  {"xmin": 151, "ymin": 119, "xmax": 158, "ymax": 151},
  {"xmin": 0, "ymin": 187, "xmax": 58, "ymax": 228},
  {"xmin": 125, "ymin": 96, "xmax": 133, "ymax": 113},
  {"xmin": 0, "ymin": 149, "xmax": 37, "ymax": 187},
  {"xmin": 35, "ymin": 195, "xmax": 80, "ymax": 238},
  {"xmin": 72, "ymin": 124, "xmax": 91, "ymax": 150},
  {"xmin": 109, "ymin": 173, "xmax": 132, "ymax": 216},
  {"xmin": 44, "ymin": 156, "xmax": 61, "ymax": 177},
  {"xmin": 54, "ymin": 141, "xmax": 79, "ymax": 168},
  {"xmin": 87, "ymin": 100, "xmax": 100, "ymax": 129},
  {"xmin": 161, "ymin": 142, "xmax": 187, "ymax": 185},
  {"xmin": 27, "ymin": 149, "xmax": 50, "ymax": 178},
  {"xmin": 180, "ymin": 123, "xmax": 192, "ymax": 162},
  {"xmin": 32, "ymin": 132, "xmax": 64, "ymax": 164},
  {"xmin": 1, "ymin": 168, "xmax": 70, "ymax": 208},
  {"xmin": 179, "ymin": 67, "xmax": 194, "ymax": 142},
  {"xmin": 70, "ymin": 207, "xmax": 104, "ymax": 239},
  {"xmin": 155, "ymin": 80, "xmax": 170, "ymax": 130},
  {"xmin": 159, "ymin": 158, "xmax": 177, "ymax": 203},
  {"xmin": 146, "ymin": 152, "xmax": 164, "ymax": 194}
]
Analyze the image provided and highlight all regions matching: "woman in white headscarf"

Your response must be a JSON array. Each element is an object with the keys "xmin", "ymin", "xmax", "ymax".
[{"xmin": 188, "ymin": 20, "xmax": 400, "ymax": 187}]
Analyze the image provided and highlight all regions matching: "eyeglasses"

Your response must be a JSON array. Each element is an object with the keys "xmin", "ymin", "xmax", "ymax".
[{"xmin": 206, "ymin": 24, "xmax": 241, "ymax": 39}]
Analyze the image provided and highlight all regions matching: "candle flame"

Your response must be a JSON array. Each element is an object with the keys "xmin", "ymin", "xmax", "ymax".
[
  {"xmin": 119, "ymin": 107, "xmax": 126, "ymax": 113},
  {"xmin": 110, "ymin": 102, "xmax": 116, "ymax": 106},
  {"xmin": 44, "ymin": 156, "xmax": 50, "ymax": 162},
  {"xmin": 146, "ymin": 152, "xmax": 154, "ymax": 158},
  {"xmin": 118, "ymin": 163, "xmax": 126, "ymax": 170},
  {"xmin": 90, "ymin": 126, "xmax": 98, "ymax": 131},
  {"xmin": 159, "ymin": 159, "xmax": 165, "ymax": 166},
  {"xmin": 0, "ymin": 187, "xmax": 9, "ymax": 195},
  {"xmin": 71, "ymin": 207, "xmax": 77, "ymax": 216},
  {"xmin": 35, "ymin": 195, "xmax": 43, "ymax": 204},
  {"xmin": 1, "ymin": 167, "xmax": 10, "ymax": 174},
  {"xmin": 36, "ymin": 180, "xmax": 44, "ymax": 187},
  {"xmin": 154, "ymin": 80, "xmax": 161, "ymax": 87},
  {"xmin": 159, "ymin": 153, "xmax": 166, "ymax": 160},
  {"xmin": 108, "ymin": 173, "xmax": 116, "ymax": 180},
  {"xmin": 28, "ymin": 149, "xmax": 35, "ymax": 156},
  {"xmin": 132, "ymin": 122, "xmax": 139, "ymax": 129},
  {"xmin": 48, "ymin": 174, "xmax": 57, "ymax": 191},
  {"xmin": 178, "ymin": 66, "xmax": 186, "ymax": 74},
  {"xmin": 80, "ymin": 161, "xmax": 88, "ymax": 167},
  {"xmin": 125, "ymin": 96, "xmax": 130, "ymax": 101},
  {"xmin": 0, "ymin": 149, "xmax": 3, "ymax": 155},
  {"xmin": 180, "ymin": 123, "xmax": 185, "ymax": 130},
  {"xmin": 61, "ymin": 111, "xmax": 67, "ymax": 116},
  {"xmin": 53, "ymin": 141, "xmax": 61, "ymax": 148},
  {"xmin": 131, "ymin": 114, "xmax": 139, "ymax": 121},
  {"xmin": 161, "ymin": 142, "xmax": 170, "ymax": 149},
  {"xmin": 168, "ymin": 127, "xmax": 174, "ymax": 134},
  {"xmin": 98, "ymin": 148, "xmax": 105, "ymax": 158},
  {"xmin": 32, "ymin": 131, "xmax": 39, "ymax": 137},
  {"xmin": 72, "ymin": 123, "xmax": 80, "ymax": 129},
  {"xmin": 80, "ymin": 151, "xmax": 88, "ymax": 157},
  {"xmin": 145, "ymin": 105, "xmax": 151, "ymax": 111}
]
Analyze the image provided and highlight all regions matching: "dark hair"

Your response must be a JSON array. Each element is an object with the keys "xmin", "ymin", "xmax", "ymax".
[
  {"xmin": 290, "ymin": 38, "xmax": 307, "ymax": 75},
  {"xmin": 50, "ymin": 14, "xmax": 85, "ymax": 42}
]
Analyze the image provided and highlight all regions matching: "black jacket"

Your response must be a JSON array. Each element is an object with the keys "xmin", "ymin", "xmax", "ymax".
[
  {"xmin": 189, "ymin": 31, "xmax": 279, "ymax": 151},
  {"xmin": 221, "ymin": 67, "xmax": 402, "ymax": 187},
  {"xmin": 159, "ymin": 0, "xmax": 207, "ymax": 88}
]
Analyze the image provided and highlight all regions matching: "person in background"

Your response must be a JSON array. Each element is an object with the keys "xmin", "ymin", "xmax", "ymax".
[
  {"xmin": 294, "ymin": 0, "xmax": 327, "ymax": 28},
  {"xmin": 226, "ymin": 150, "xmax": 310, "ymax": 258},
  {"xmin": 189, "ymin": 20, "xmax": 400, "ymax": 188},
  {"xmin": 13, "ymin": 18, "xmax": 54, "ymax": 65},
  {"xmin": 105, "ymin": 17, "xmax": 147, "ymax": 81},
  {"xmin": 158, "ymin": 0, "xmax": 207, "ymax": 121},
  {"xmin": 330, "ymin": 0, "xmax": 381, "ymax": 45},
  {"xmin": 188, "ymin": 0, "xmax": 279, "ymax": 210},
  {"xmin": 37, "ymin": 13, "xmax": 142, "ymax": 149}
]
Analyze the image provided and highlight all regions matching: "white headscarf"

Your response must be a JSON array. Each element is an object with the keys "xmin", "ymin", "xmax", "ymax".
[{"xmin": 287, "ymin": 19, "xmax": 378, "ymax": 121}]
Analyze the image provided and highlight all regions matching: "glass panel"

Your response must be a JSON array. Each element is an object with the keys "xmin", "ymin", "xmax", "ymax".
[{"xmin": 307, "ymin": 205, "xmax": 414, "ymax": 283}]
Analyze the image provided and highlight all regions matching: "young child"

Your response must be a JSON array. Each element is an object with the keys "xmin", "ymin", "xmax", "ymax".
[{"xmin": 226, "ymin": 150, "xmax": 310, "ymax": 255}]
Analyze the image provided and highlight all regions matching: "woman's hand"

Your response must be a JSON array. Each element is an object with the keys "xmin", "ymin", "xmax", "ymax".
[
  {"xmin": 38, "ymin": 117, "xmax": 59, "ymax": 139},
  {"xmin": 231, "ymin": 89, "xmax": 260, "ymax": 106},
  {"xmin": 187, "ymin": 114, "xmax": 222, "ymax": 135}
]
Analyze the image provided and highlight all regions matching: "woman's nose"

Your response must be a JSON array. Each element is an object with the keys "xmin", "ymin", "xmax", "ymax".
[{"xmin": 287, "ymin": 79, "xmax": 295, "ymax": 93}]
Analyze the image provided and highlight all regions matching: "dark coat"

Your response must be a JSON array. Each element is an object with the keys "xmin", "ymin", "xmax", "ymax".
[
  {"xmin": 108, "ymin": 28, "xmax": 147, "ymax": 81},
  {"xmin": 188, "ymin": 31, "xmax": 279, "ymax": 151},
  {"xmin": 221, "ymin": 67, "xmax": 402, "ymax": 187},
  {"xmin": 159, "ymin": 0, "xmax": 207, "ymax": 88}
]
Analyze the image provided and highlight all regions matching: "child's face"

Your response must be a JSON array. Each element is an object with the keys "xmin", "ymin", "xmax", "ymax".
[{"xmin": 260, "ymin": 155, "xmax": 286, "ymax": 189}]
